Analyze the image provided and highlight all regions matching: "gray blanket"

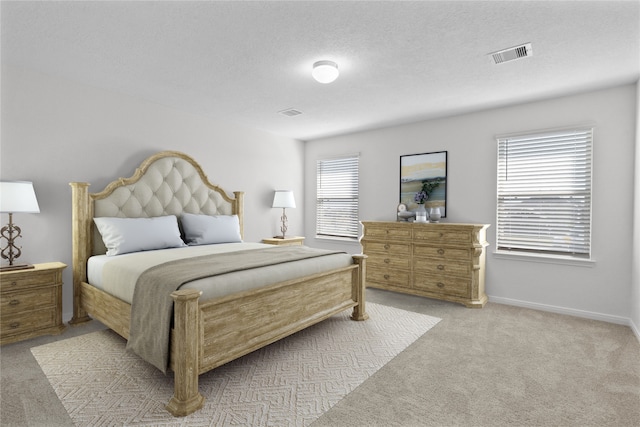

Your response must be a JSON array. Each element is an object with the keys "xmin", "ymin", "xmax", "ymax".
[{"xmin": 125, "ymin": 246, "xmax": 346, "ymax": 373}]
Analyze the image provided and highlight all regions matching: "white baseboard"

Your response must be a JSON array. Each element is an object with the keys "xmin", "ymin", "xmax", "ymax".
[{"xmin": 489, "ymin": 295, "xmax": 634, "ymax": 328}]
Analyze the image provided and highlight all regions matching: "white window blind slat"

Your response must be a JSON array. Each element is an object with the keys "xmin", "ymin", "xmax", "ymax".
[
  {"xmin": 316, "ymin": 155, "xmax": 359, "ymax": 239},
  {"xmin": 496, "ymin": 128, "xmax": 593, "ymax": 258}
]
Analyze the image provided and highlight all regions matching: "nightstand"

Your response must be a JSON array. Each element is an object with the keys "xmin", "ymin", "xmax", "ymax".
[
  {"xmin": 262, "ymin": 236, "xmax": 305, "ymax": 246},
  {"xmin": 1, "ymin": 262, "xmax": 66, "ymax": 345}
]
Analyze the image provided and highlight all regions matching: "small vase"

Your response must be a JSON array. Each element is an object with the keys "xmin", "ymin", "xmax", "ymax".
[
  {"xmin": 415, "ymin": 205, "xmax": 428, "ymax": 223},
  {"xmin": 429, "ymin": 207, "xmax": 441, "ymax": 223}
]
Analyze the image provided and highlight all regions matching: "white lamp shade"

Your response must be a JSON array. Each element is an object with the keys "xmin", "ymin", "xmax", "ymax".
[
  {"xmin": 312, "ymin": 60, "xmax": 339, "ymax": 84},
  {"xmin": 272, "ymin": 190, "xmax": 296, "ymax": 209},
  {"xmin": 0, "ymin": 181, "xmax": 40, "ymax": 213}
]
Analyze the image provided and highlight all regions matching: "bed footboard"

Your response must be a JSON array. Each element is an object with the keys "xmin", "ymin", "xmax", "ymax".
[{"xmin": 166, "ymin": 254, "xmax": 367, "ymax": 417}]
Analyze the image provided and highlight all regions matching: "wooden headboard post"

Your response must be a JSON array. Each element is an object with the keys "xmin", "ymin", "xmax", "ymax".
[
  {"xmin": 69, "ymin": 182, "xmax": 92, "ymax": 325},
  {"xmin": 233, "ymin": 191, "xmax": 244, "ymax": 240}
]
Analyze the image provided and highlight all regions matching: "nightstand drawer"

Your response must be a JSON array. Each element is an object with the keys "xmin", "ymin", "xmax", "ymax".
[
  {"xmin": 0, "ymin": 269, "xmax": 59, "ymax": 291},
  {"xmin": 1, "ymin": 287, "xmax": 57, "ymax": 317},
  {"xmin": 0, "ymin": 307, "xmax": 58, "ymax": 337},
  {"xmin": 413, "ymin": 274, "xmax": 470, "ymax": 298}
]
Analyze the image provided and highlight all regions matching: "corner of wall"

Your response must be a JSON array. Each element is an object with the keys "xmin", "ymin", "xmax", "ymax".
[{"xmin": 632, "ymin": 80, "xmax": 640, "ymax": 342}]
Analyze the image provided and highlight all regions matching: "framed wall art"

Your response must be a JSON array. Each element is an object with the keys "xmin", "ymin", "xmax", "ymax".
[{"xmin": 400, "ymin": 151, "xmax": 447, "ymax": 217}]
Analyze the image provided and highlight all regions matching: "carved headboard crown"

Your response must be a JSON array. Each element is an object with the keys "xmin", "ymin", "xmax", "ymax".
[{"xmin": 70, "ymin": 150, "xmax": 244, "ymax": 260}]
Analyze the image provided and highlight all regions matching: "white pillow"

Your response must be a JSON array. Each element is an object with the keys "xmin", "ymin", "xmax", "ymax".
[
  {"xmin": 181, "ymin": 213, "xmax": 242, "ymax": 245},
  {"xmin": 94, "ymin": 215, "xmax": 186, "ymax": 256}
]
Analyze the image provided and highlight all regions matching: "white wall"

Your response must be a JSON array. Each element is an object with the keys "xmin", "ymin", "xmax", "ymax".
[
  {"xmin": 632, "ymin": 83, "xmax": 640, "ymax": 338},
  {"xmin": 0, "ymin": 65, "xmax": 305, "ymax": 320},
  {"xmin": 305, "ymin": 84, "xmax": 637, "ymax": 323}
]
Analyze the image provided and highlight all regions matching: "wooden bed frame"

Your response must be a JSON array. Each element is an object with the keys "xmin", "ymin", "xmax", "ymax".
[{"xmin": 69, "ymin": 151, "xmax": 368, "ymax": 416}]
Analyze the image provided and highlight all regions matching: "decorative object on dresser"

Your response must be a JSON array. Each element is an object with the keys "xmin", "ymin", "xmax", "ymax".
[
  {"xmin": 0, "ymin": 262, "xmax": 66, "ymax": 344},
  {"xmin": 361, "ymin": 221, "xmax": 489, "ymax": 308},
  {"xmin": 0, "ymin": 181, "xmax": 41, "ymax": 271},
  {"xmin": 262, "ymin": 236, "xmax": 305, "ymax": 246},
  {"xmin": 397, "ymin": 203, "xmax": 415, "ymax": 222},
  {"xmin": 400, "ymin": 151, "xmax": 447, "ymax": 218},
  {"xmin": 271, "ymin": 189, "xmax": 296, "ymax": 239}
]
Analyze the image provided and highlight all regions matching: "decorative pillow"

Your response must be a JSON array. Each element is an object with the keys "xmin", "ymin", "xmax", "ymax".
[
  {"xmin": 181, "ymin": 213, "xmax": 242, "ymax": 245},
  {"xmin": 94, "ymin": 215, "xmax": 186, "ymax": 256}
]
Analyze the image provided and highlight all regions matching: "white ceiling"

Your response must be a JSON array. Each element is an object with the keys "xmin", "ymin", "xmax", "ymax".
[{"xmin": 2, "ymin": 1, "xmax": 639, "ymax": 141}]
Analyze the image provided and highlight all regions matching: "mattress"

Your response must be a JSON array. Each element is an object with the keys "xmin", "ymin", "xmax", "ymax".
[{"xmin": 87, "ymin": 242, "xmax": 354, "ymax": 304}]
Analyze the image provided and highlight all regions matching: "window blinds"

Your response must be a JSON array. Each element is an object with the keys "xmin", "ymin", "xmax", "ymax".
[
  {"xmin": 497, "ymin": 128, "xmax": 593, "ymax": 258},
  {"xmin": 316, "ymin": 155, "xmax": 359, "ymax": 239}
]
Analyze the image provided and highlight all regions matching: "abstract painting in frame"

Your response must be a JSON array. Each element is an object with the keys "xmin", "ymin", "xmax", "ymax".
[{"xmin": 400, "ymin": 151, "xmax": 447, "ymax": 217}]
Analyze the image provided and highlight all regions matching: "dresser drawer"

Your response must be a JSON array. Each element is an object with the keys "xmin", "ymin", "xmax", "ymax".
[
  {"xmin": 363, "ymin": 241, "xmax": 411, "ymax": 256},
  {"xmin": 0, "ymin": 269, "xmax": 60, "ymax": 291},
  {"xmin": 1, "ymin": 287, "xmax": 57, "ymax": 317},
  {"xmin": 367, "ymin": 253, "xmax": 411, "ymax": 270},
  {"xmin": 413, "ymin": 245, "xmax": 470, "ymax": 260},
  {"xmin": 413, "ymin": 274, "xmax": 470, "ymax": 298},
  {"xmin": 0, "ymin": 307, "xmax": 58, "ymax": 337},
  {"xmin": 363, "ymin": 225, "xmax": 412, "ymax": 240},
  {"xmin": 366, "ymin": 268, "xmax": 411, "ymax": 288},
  {"xmin": 413, "ymin": 229, "xmax": 472, "ymax": 245},
  {"xmin": 413, "ymin": 257, "xmax": 471, "ymax": 276}
]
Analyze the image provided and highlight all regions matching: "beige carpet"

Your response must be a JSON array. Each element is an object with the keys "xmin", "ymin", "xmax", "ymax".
[{"xmin": 31, "ymin": 303, "xmax": 440, "ymax": 426}]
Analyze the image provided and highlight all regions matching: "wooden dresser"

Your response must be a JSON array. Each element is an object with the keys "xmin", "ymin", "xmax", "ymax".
[
  {"xmin": 0, "ymin": 262, "xmax": 66, "ymax": 345},
  {"xmin": 361, "ymin": 222, "xmax": 489, "ymax": 308}
]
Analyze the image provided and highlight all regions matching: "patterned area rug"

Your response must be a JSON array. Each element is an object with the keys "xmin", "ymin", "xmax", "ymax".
[{"xmin": 31, "ymin": 303, "xmax": 440, "ymax": 426}]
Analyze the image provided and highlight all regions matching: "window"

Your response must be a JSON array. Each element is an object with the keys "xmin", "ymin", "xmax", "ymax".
[
  {"xmin": 496, "ymin": 127, "xmax": 593, "ymax": 259},
  {"xmin": 316, "ymin": 155, "xmax": 359, "ymax": 239}
]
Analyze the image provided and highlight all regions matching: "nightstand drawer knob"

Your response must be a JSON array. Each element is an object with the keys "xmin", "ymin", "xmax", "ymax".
[
  {"xmin": 10, "ymin": 281, "xmax": 17, "ymax": 286},
  {"xmin": 384, "ymin": 244, "xmax": 390, "ymax": 250},
  {"xmin": 438, "ymin": 249, "xmax": 445, "ymax": 255},
  {"xmin": 437, "ymin": 282, "xmax": 445, "ymax": 288},
  {"xmin": 384, "ymin": 274, "xmax": 390, "ymax": 280},
  {"xmin": 9, "ymin": 322, "xmax": 20, "ymax": 329},
  {"xmin": 384, "ymin": 259, "xmax": 390, "ymax": 264},
  {"xmin": 9, "ymin": 299, "xmax": 20, "ymax": 306},
  {"xmin": 437, "ymin": 264, "xmax": 445, "ymax": 270}
]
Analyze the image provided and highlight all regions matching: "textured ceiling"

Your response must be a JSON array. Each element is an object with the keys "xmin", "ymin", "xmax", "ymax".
[{"xmin": 2, "ymin": 1, "xmax": 639, "ymax": 141}]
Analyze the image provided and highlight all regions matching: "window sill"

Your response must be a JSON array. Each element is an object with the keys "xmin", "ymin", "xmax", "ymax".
[
  {"xmin": 314, "ymin": 235, "xmax": 360, "ymax": 244},
  {"xmin": 493, "ymin": 250, "xmax": 595, "ymax": 267}
]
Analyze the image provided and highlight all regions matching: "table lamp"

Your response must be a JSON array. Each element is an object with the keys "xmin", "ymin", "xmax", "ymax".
[
  {"xmin": 0, "ymin": 181, "xmax": 40, "ymax": 271},
  {"xmin": 272, "ymin": 190, "xmax": 296, "ymax": 239}
]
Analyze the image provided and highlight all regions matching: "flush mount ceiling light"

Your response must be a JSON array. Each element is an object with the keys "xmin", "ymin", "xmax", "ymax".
[{"xmin": 312, "ymin": 60, "xmax": 339, "ymax": 84}]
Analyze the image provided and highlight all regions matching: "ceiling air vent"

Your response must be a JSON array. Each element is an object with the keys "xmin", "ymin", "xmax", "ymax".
[
  {"xmin": 278, "ymin": 108, "xmax": 303, "ymax": 117},
  {"xmin": 490, "ymin": 43, "xmax": 532, "ymax": 64}
]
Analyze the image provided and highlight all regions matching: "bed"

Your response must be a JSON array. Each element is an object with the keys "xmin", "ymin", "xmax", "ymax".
[{"xmin": 68, "ymin": 150, "xmax": 368, "ymax": 416}]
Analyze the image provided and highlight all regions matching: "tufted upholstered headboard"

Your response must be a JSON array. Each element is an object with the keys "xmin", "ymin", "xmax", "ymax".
[{"xmin": 69, "ymin": 151, "xmax": 244, "ymax": 287}]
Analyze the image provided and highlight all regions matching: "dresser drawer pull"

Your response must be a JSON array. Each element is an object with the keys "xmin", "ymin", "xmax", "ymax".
[
  {"xmin": 384, "ymin": 274, "xmax": 390, "ymax": 280},
  {"xmin": 437, "ymin": 264, "xmax": 445, "ymax": 270},
  {"xmin": 384, "ymin": 259, "xmax": 390, "ymax": 264},
  {"xmin": 436, "ymin": 282, "xmax": 445, "ymax": 288},
  {"xmin": 9, "ymin": 299, "xmax": 20, "ymax": 306},
  {"xmin": 10, "ymin": 281, "xmax": 17, "ymax": 287},
  {"xmin": 384, "ymin": 244, "xmax": 390, "ymax": 250},
  {"xmin": 9, "ymin": 322, "xmax": 20, "ymax": 329},
  {"xmin": 439, "ymin": 233, "xmax": 444, "ymax": 238},
  {"xmin": 437, "ymin": 249, "xmax": 445, "ymax": 255}
]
